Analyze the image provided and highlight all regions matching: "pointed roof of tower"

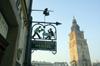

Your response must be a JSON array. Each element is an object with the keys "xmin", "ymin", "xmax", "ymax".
[{"xmin": 71, "ymin": 16, "xmax": 80, "ymax": 32}]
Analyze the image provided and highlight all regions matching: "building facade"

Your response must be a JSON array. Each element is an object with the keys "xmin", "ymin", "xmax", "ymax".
[
  {"xmin": 53, "ymin": 62, "xmax": 69, "ymax": 66},
  {"xmin": 91, "ymin": 62, "xmax": 100, "ymax": 66},
  {"xmin": 68, "ymin": 16, "xmax": 91, "ymax": 66},
  {"xmin": 31, "ymin": 61, "xmax": 53, "ymax": 66},
  {"xmin": 0, "ymin": 0, "xmax": 32, "ymax": 66},
  {"xmin": 31, "ymin": 61, "xmax": 68, "ymax": 66}
]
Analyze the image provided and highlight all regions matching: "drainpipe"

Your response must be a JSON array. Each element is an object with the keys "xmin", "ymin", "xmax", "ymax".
[
  {"xmin": 24, "ymin": 0, "xmax": 33, "ymax": 66},
  {"xmin": 24, "ymin": 16, "xmax": 32, "ymax": 66}
]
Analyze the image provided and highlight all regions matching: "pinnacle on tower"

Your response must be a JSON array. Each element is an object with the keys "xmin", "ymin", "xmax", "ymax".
[{"xmin": 71, "ymin": 16, "xmax": 80, "ymax": 32}]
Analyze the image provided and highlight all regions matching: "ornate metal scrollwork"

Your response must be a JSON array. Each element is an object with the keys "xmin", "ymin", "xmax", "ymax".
[
  {"xmin": 31, "ymin": 21, "xmax": 61, "ymax": 55},
  {"xmin": 52, "ymin": 51, "xmax": 57, "ymax": 55}
]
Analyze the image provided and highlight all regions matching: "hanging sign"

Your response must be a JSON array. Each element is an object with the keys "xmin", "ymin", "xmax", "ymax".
[{"xmin": 31, "ymin": 41, "xmax": 56, "ymax": 51}]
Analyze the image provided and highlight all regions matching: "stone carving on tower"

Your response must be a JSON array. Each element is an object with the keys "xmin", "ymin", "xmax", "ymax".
[{"xmin": 68, "ymin": 16, "xmax": 91, "ymax": 66}]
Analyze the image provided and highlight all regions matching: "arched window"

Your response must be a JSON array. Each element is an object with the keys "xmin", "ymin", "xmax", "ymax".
[
  {"xmin": 82, "ymin": 51, "xmax": 85, "ymax": 59},
  {"xmin": 82, "ymin": 54, "xmax": 84, "ymax": 59},
  {"xmin": 73, "ymin": 55, "xmax": 75, "ymax": 60},
  {"xmin": 85, "ymin": 62, "xmax": 88, "ymax": 66},
  {"xmin": 72, "ymin": 44, "xmax": 74, "ymax": 47},
  {"xmin": 81, "ymin": 42, "xmax": 83, "ymax": 46}
]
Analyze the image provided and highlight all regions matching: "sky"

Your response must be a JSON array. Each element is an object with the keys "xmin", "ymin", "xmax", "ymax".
[{"xmin": 31, "ymin": 0, "xmax": 100, "ymax": 65}]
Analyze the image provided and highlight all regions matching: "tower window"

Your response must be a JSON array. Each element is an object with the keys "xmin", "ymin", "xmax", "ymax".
[
  {"xmin": 78, "ymin": 33, "xmax": 81, "ymax": 36},
  {"xmin": 73, "ymin": 55, "xmax": 75, "ymax": 60},
  {"xmin": 85, "ymin": 62, "xmax": 88, "ymax": 66},
  {"xmin": 72, "ymin": 44, "xmax": 74, "ymax": 47},
  {"xmin": 81, "ymin": 43, "xmax": 83, "ymax": 46},
  {"xmin": 82, "ymin": 54, "xmax": 84, "ymax": 59}
]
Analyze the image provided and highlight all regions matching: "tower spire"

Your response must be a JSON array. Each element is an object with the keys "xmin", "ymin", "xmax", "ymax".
[
  {"xmin": 71, "ymin": 16, "xmax": 80, "ymax": 32},
  {"xmin": 69, "ymin": 16, "xmax": 91, "ymax": 66}
]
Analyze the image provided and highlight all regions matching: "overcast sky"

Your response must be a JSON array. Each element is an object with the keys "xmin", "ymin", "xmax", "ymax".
[{"xmin": 31, "ymin": 0, "xmax": 100, "ymax": 65}]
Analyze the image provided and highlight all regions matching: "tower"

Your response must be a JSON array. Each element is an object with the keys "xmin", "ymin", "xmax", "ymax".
[{"xmin": 68, "ymin": 16, "xmax": 91, "ymax": 66}]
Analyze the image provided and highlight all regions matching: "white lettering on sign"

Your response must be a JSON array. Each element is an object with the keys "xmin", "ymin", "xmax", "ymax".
[{"xmin": 0, "ymin": 12, "xmax": 8, "ymax": 39}]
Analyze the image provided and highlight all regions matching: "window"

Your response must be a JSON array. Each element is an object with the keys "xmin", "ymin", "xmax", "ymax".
[
  {"xmin": 81, "ymin": 43, "xmax": 83, "ymax": 46},
  {"xmin": 82, "ymin": 62, "xmax": 84, "ymax": 66},
  {"xmin": 85, "ymin": 62, "xmax": 88, "ymax": 66},
  {"xmin": 82, "ymin": 54, "xmax": 84, "ymax": 59},
  {"xmin": 72, "ymin": 44, "xmax": 74, "ymax": 47},
  {"xmin": 73, "ymin": 55, "xmax": 75, "ymax": 60},
  {"xmin": 78, "ymin": 33, "xmax": 81, "ymax": 36}
]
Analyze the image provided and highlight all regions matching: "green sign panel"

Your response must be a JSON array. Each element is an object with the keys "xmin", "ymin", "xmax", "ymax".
[{"xmin": 31, "ymin": 41, "xmax": 56, "ymax": 51}]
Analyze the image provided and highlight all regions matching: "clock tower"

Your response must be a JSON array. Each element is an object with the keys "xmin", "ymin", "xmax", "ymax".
[{"xmin": 68, "ymin": 16, "xmax": 91, "ymax": 66}]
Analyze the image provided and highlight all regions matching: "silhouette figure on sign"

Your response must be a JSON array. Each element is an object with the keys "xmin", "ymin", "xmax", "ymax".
[
  {"xmin": 45, "ymin": 28, "xmax": 54, "ymax": 39},
  {"xmin": 32, "ymin": 26, "xmax": 44, "ymax": 39}
]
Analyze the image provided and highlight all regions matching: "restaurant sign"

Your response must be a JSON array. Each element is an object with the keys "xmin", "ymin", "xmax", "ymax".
[{"xmin": 31, "ymin": 41, "xmax": 56, "ymax": 51}]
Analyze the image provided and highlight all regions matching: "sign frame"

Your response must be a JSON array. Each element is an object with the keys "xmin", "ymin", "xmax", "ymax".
[{"xmin": 31, "ymin": 40, "xmax": 57, "ymax": 51}]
